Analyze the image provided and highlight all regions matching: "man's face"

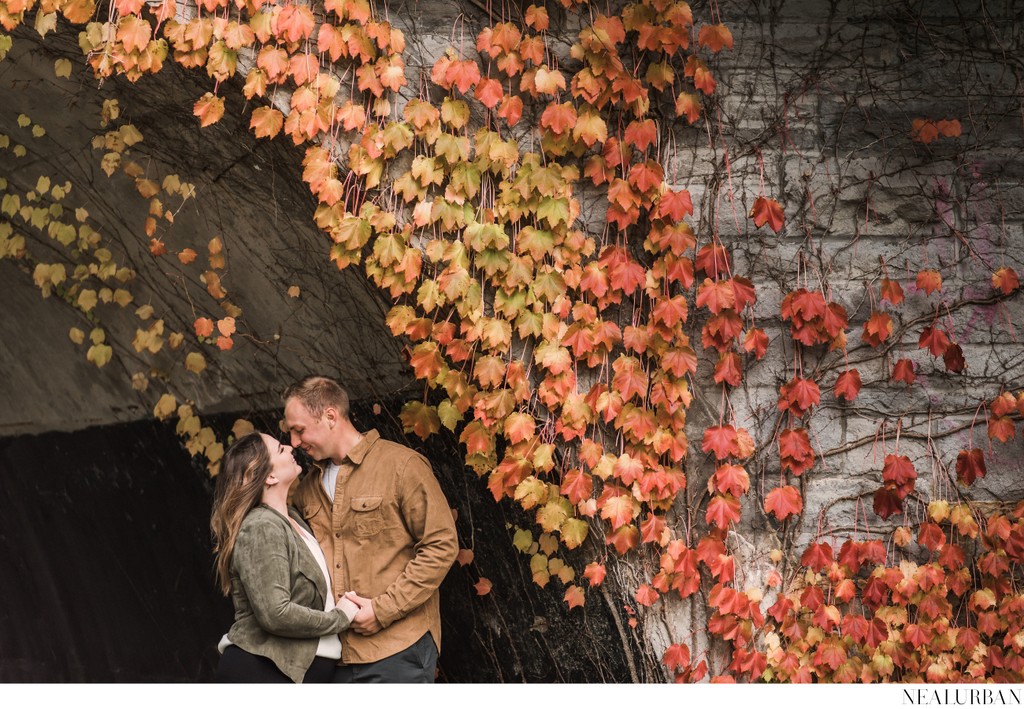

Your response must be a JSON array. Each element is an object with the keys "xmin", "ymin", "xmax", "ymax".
[{"xmin": 284, "ymin": 398, "xmax": 333, "ymax": 462}]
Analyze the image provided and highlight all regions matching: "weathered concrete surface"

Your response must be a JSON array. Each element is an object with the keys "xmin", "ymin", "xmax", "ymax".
[{"xmin": 0, "ymin": 28, "xmax": 411, "ymax": 436}]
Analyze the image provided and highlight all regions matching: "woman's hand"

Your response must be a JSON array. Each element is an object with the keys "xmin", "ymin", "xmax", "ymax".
[{"xmin": 337, "ymin": 595, "xmax": 360, "ymax": 623}]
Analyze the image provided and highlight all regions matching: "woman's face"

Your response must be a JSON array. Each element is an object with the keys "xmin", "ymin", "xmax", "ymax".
[{"xmin": 260, "ymin": 433, "xmax": 301, "ymax": 486}]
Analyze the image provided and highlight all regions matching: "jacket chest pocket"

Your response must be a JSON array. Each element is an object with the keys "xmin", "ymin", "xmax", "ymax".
[{"xmin": 349, "ymin": 496, "xmax": 384, "ymax": 537}]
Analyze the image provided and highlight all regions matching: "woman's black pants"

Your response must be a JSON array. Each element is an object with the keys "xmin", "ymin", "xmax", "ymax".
[{"xmin": 215, "ymin": 645, "xmax": 336, "ymax": 683}]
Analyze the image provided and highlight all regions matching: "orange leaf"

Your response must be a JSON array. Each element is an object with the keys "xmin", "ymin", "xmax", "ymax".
[
  {"xmin": 600, "ymin": 494, "xmax": 635, "ymax": 530},
  {"xmin": 800, "ymin": 541, "xmax": 833, "ymax": 572},
  {"xmin": 250, "ymin": 106, "xmax": 283, "ymax": 139},
  {"xmin": 474, "ymin": 77, "xmax": 504, "ymax": 109},
  {"xmin": 275, "ymin": 4, "xmax": 314, "ymax": 43},
  {"xmin": 663, "ymin": 643, "xmax": 691, "ymax": 672},
  {"xmin": 698, "ymin": 23, "xmax": 733, "ymax": 52},
  {"xmin": 456, "ymin": 549, "xmax": 474, "ymax": 566},
  {"xmin": 524, "ymin": 4, "xmax": 549, "ymax": 31},
  {"xmin": 474, "ymin": 577, "xmax": 492, "ymax": 596},
  {"xmin": 583, "ymin": 562, "xmax": 606, "ymax": 586},
  {"xmin": 993, "ymin": 267, "xmax": 1020, "ymax": 295},
  {"xmin": 916, "ymin": 269, "xmax": 942, "ymax": 295},
  {"xmin": 861, "ymin": 311, "xmax": 892, "ymax": 347},
  {"xmin": 712, "ymin": 464, "xmax": 749, "ymax": 497},
  {"xmin": 193, "ymin": 93, "xmax": 225, "ymax": 127},
  {"xmin": 880, "ymin": 278, "xmax": 904, "ymax": 306},
  {"xmin": 497, "ymin": 95, "xmax": 524, "ymax": 126},
  {"xmin": 675, "ymin": 92, "xmax": 702, "ymax": 124},
  {"xmin": 564, "ymin": 585, "xmax": 585, "ymax": 609},
  {"xmin": 706, "ymin": 494, "xmax": 741, "ymax": 529},
  {"xmin": 702, "ymin": 425, "xmax": 738, "ymax": 460},
  {"xmin": 539, "ymin": 102, "xmax": 577, "ymax": 136},
  {"xmin": 988, "ymin": 415, "xmax": 1015, "ymax": 443},
  {"xmin": 623, "ymin": 119, "xmax": 657, "ymax": 152},
  {"xmin": 194, "ymin": 317, "xmax": 214, "ymax": 337},
  {"xmin": 918, "ymin": 324, "xmax": 951, "ymax": 357}
]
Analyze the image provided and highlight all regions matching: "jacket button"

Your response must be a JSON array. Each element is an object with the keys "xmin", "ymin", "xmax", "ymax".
[{"xmin": 335, "ymin": 532, "xmax": 341, "ymax": 538}]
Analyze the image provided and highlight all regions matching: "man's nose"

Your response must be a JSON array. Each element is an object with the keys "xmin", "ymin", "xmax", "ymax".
[{"xmin": 289, "ymin": 432, "xmax": 301, "ymax": 447}]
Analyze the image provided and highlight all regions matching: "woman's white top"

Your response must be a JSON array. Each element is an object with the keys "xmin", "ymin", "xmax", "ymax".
[
  {"xmin": 217, "ymin": 522, "xmax": 345, "ymax": 661},
  {"xmin": 295, "ymin": 523, "xmax": 343, "ymax": 660}
]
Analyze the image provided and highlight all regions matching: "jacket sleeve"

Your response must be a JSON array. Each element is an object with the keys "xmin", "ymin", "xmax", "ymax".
[
  {"xmin": 371, "ymin": 454, "xmax": 459, "ymax": 628},
  {"xmin": 234, "ymin": 517, "xmax": 353, "ymax": 639}
]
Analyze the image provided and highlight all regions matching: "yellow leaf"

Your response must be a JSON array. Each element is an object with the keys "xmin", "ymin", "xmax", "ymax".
[
  {"xmin": 231, "ymin": 419, "xmax": 254, "ymax": 439},
  {"xmin": 13, "ymin": 145, "xmax": 26, "ymax": 157},
  {"xmin": 77, "ymin": 289, "xmax": 98, "ymax": 312},
  {"xmin": 136, "ymin": 304, "xmax": 155, "ymax": 320},
  {"xmin": 153, "ymin": 393, "xmax": 177, "ymax": 420},
  {"xmin": 184, "ymin": 351, "xmax": 206, "ymax": 374},
  {"xmin": 54, "ymin": 58, "xmax": 72, "ymax": 78},
  {"xmin": 35, "ymin": 176, "xmax": 51, "ymax": 195},
  {"xmin": 89, "ymin": 328, "xmax": 105, "ymax": 344},
  {"xmin": 168, "ymin": 332, "xmax": 184, "ymax": 349},
  {"xmin": 287, "ymin": 285, "xmax": 300, "ymax": 298},
  {"xmin": 560, "ymin": 517, "xmax": 589, "ymax": 549},
  {"xmin": 68, "ymin": 327, "xmax": 85, "ymax": 344},
  {"xmin": 34, "ymin": 11, "xmax": 58, "ymax": 37},
  {"xmin": 101, "ymin": 152, "xmax": 121, "ymax": 177},
  {"xmin": 512, "ymin": 527, "xmax": 533, "ymax": 553},
  {"xmin": 131, "ymin": 373, "xmax": 148, "ymax": 391},
  {"xmin": 113, "ymin": 289, "xmax": 133, "ymax": 307},
  {"xmin": 86, "ymin": 343, "xmax": 113, "ymax": 367}
]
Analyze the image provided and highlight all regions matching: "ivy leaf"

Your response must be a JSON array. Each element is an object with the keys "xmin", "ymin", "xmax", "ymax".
[
  {"xmin": 564, "ymin": 584, "xmax": 585, "ymax": 609},
  {"xmin": 873, "ymin": 486, "xmax": 903, "ymax": 520},
  {"xmin": 880, "ymin": 278, "xmax": 904, "ymax": 306},
  {"xmin": 800, "ymin": 541, "xmax": 833, "ymax": 572},
  {"xmin": 943, "ymin": 343, "xmax": 966, "ymax": 373},
  {"xmin": 918, "ymin": 324, "xmax": 951, "ymax": 357},
  {"xmin": 474, "ymin": 77, "xmax": 504, "ymax": 109},
  {"xmin": 497, "ymin": 95, "xmax": 523, "ymax": 126},
  {"xmin": 713, "ymin": 352, "xmax": 742, "ymax": 387},
  {"xmin": 834, "ymin": 368, "xmax": 862, "ymax": 401},
  {"xmin": 116, "ymin": 15, "xmax": 152, "ymax": 54},
  {"xmin": 635, "ymin": 584, "xmax": 659, "ymax": 607},
  {"xmin": 623, "ymin": 119, "xmax": 657, "ymax": 151},
  {"xmin": 250, "ymin": 107, "xmax": 283, "ymax": 139},
  {"xmin": 988, "ymin": 416, "xmax": 1015, "ymax": 443},
  {"xmin": 399, "ymin": 401, "xmax": 441, "ymax": 439},
  {"xmin": 600, "ymin": 494, "xmax": 635, "ymax": 530},
  {"xmin": 539, "ymin": 102, "xmax": 577, "ymax": 136},
  {"xmin": 663, "ymin": 643, "xmax": 691, "ymax": 672},
  {"xmin": 992, "ymin": 267, "xmax": 1020, "ymax": 295},
  {"xmin": 193, "ymin": 93, "xmax": 225, "ymax": 127},
  {"xmin": 583, "ymin": 562, "xmax": 606, "ymax": 586},
  {"xmin": 675, "ymin": 92, "xmax": 702, "ymax": 124},
  {"xmin": 698, "ymin": 23, "xmax": 734, "ymax": 52},
  {"xmin": 742, "ymin": 328, "xmax": 769, "ymax": 359},
  {"xmin": 702, "ymin": 425, "xmax": 738, "ymax": 460},
  {"xmin": 956, "ymin": 448, "xmax": 986, "ymax": 485},
  {"xmin": 705, "ymin": 494, "xmax": 741, "ymax": 529},
  {"xmin": 750, "ymin": 196, "xmax": 784, "ymax": 233},
  {"xmin": 712, "ymin": 464, "xmax": 749, "ymax": 497},
  {"xmin": 892, "ymin": 358, "xmax": 916, "ymax": 385},
  {"xmin": 916, "ymin": 269, "xmax": 942, "ymax": 295},
  {"xmin": 474, "ymin": 578, "xmax": 492, "ymax": 596},
  {"xmin": 194, "ymin": 317, "xmax": 214, "ymax": 338},
  {"xmin": 764, "ymin": 486, "xmax": 803, "ymax": 521}
]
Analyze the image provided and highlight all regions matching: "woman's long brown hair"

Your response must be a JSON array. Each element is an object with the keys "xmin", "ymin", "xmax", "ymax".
[{"xmin": 210, "ymin": 432, "xmax": 271, "ymax": 595}]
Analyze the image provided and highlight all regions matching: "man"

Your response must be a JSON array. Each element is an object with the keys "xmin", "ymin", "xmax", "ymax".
[{"xmin": 283, "ymin": 375, "xmax": 459, "ymax": 682}]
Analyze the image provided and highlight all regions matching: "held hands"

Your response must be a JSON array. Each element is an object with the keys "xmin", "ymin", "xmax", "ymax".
[
  {"xmin": 344, "ymin": 592, "xmax": 382, "ymax": 635},
  {"xmin": 336, "ymin": 595, "xmax": 360, "ymax": 624}
]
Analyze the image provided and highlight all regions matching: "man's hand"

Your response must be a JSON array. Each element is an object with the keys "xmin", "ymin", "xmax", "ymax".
[{"xmin": 345, "ymin": 592, "xmax": 382, "ymax": 635}]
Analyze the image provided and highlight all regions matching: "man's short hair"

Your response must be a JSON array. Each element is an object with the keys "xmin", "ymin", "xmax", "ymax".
[{"xmin": 283, "ymin": 376, "xmax": 350, "ymax": 420}]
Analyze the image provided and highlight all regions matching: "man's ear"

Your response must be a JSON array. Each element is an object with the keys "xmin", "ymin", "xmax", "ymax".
[{"xmin": 323, "ymin": 406, "xmax": 338, "ymax": 429}]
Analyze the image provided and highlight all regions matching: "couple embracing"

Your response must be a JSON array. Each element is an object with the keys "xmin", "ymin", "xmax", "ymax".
[{"xmin": 210, "ymin": 376, "xmax": 459, "ymax": 683}]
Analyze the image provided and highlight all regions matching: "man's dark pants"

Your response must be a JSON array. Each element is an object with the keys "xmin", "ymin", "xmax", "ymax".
[{"xmin": 331, "ymin": 632, "xmax": 438, "ymax": 683}]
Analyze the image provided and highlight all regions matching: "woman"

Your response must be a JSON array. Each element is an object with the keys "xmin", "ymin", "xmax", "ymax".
[{"xmin": 210, "ymin": 431, "xmax": 358, "ymax": 683}]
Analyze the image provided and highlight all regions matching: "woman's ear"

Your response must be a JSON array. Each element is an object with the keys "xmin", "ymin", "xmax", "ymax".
[{"xmin": 265, "ymin": 474, "xmax": 278, "ymax": 487}]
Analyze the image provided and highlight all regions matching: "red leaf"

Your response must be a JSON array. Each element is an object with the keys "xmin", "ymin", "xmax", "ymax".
[
  {"xmin": 694, "ymin": 243, "xmax": 730, "ymax": 277},
  {"xmin": 882, "ymin": 454, "xmax": 917, "ymax": 494},
  {"xmin": 706, "ymin": 494, "xmax": 741, "ymax": 529},
  {"xmin": 834, "ymin": 369, "xmax": 862, "ymax": 402},
  {"xmin": 497, "ymin": 95, "xmax": 524, "ymax": 126},
  {"xmin": 623, "ymin": 118, "xmax": 658, "ymax": 151},
  {"xmin": 919, "ymin": 325, "xmax": 951, "ymax": 357},
  {"xmin": 956, "ymin": 448, "xmax": 986, "ymax": 485},
  {"xmin": 702, "ymin": 425, "xmax": 738, "ymax": 460},
  {"xmin": 743, "ymin": 328, "xmax": 769, "ymax": 359},
  {"xmin": 918, "ymin": 522, "xmax": 946, "ymax": 551},
  {"xmin": 713, "ymin": 352, "xmax": 742, "ymax": 387},
  {"xmin": 764, "ymin": 485, "xmax": 803, "ymax": 521},
  {"xmin": 663, "ymin": 643, "xmax": 691, "ymax": 672},
  {"xmin": 892, "ymin": 358, "xmax": 916, "ymax": 385},
  {"xmin": 873, "ymin": 486, "xmax": 903, "ymax": 520},
  {"xmin": 778, "ymin": 376, "xmax": 820, "ymax": 417},
  {"xmin": 635, "ymin": 584, "xmax": 660, "ymax": 607},
  {"xmin": 750, "ymin": 196, "xmax": 784, "ymax": 233},
  {"xmin": 943, "ymin": 343, "xmax": 966, "ymax": 373},
  {"xmin": 474, "ymin": 577, "xmax": 492, "ymax": 595},
  {"xmin": 656, "ymin": 188, "xmax": 694, "ymax": 221},
  {"xmin": 712, "ymin": 464, "xmax": 749, "ymax": 497},
  {"xmin": 474, "ymin": 77, "xmax": 504, "ymax": 108},
  {"xmin": 194, "ymin": 317, "xmax": 214, "ymax": 337},
  {"xmin": 800, "ymin": 541, "xmax": 833, "ymax": 572},
  {"xmin": 539, "ymin": 102, "xmax": 578, "ymax": 135}
]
